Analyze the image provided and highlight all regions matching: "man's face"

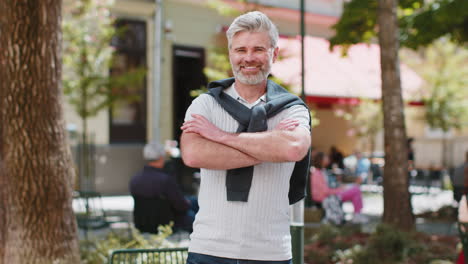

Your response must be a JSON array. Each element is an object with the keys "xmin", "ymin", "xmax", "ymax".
[{"xmin": 229, "ymin": 31, "xmax": 279, "ymax": 86}]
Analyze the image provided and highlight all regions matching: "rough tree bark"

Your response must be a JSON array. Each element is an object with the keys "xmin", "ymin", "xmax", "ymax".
[
  {"xmin": 377, "ymin": 0, "xmax": 415, "ymax": 231},
  {"xmin": 0, "ymin": 0, "xmax": 81, "ymax": 263}
]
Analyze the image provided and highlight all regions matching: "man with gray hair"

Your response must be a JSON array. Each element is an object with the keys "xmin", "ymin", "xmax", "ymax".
[
  {"xmin": 181, "ymin": 11, "xmax": 311, "ymax": 263},
  {"xmin": 129, "ymin": 141, "xmax": 192, "ymax": 233}
]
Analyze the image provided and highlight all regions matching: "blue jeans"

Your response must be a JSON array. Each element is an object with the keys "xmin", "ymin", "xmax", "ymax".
[{"xmin": 187, "ymin": 252, "xmax": 292, "ymax": 264}]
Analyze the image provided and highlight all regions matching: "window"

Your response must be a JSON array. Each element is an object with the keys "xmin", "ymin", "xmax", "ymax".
[{"xmin": 109, "ymin": 19, "xmax": 147, "ymax": 143}]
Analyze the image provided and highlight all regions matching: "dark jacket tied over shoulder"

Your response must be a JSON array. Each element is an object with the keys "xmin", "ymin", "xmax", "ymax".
[{"xmin": 207, "ymin": 78, "xmax": 311, "ymax": 205}]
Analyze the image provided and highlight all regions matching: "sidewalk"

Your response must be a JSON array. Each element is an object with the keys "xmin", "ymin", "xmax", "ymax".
[
  {"xmin": 92, "ymin": 185, "xmax": 454, "ymax": 215},
  {"xmin": 350, "ymin": 185, "xmax": 457, "ymax": 235},
  {"xmin": 75, "ymin": 186, "xmax": 458, "ymax": 241}
]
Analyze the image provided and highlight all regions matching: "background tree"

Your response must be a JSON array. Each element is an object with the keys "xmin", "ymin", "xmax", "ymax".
[
  {"xmin": 402, "ymin": 40, "xmax": 468, "ymax": 168},
  {"xmin": 0, "ymin": 0, "xmax": 80, "ymax": 263},
  {"xmin": 330, "ymin": 0, "xmax": 468, "ymax": 231},
  {"xmin": 330, "ymin": 0, "xmax": 468, "ymax": 49},
  {"xmin": 62, "ymin": 0, "xmax": 145, "ymax": 190},
  {"xmin": 377, "ymin": 0, "xmax": 414, "ymax": 230}
]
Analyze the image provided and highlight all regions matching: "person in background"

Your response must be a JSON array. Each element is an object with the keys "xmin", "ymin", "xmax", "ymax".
[
  {"xmin": 456, "ymin": 151, "xmax": 468, "ymax": 264},
  {"xmin": 328, "ymin": 145, "xmax": 345, "ymax": 169},
  {"xmin": 343, "ymin": 151, "xmax": 370, "ymax": 184},
  {"xmin": 407, "ymin": 138, "xmax": 415, "ymax": 171},
  {"xmin": 354, "ymin": 152, "xmax": 371, "ymax": 184},
  {"xmin": 453, "ymin": 151, "xmax": 468, "ymax": 202},
  {"xmin": 129, "ymin": 142, "xmax": 196, "ymax": 234},
  {"xmin": 310, "ymin": 152, "xmax": 368, "ymax": 224}
]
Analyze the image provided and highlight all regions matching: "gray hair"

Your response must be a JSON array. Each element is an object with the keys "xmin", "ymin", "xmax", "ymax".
[
  {"xmin": 143, "ymin": 142, "xmax": 165, "ymax": 161},
  {"xmin": 226, "ymin": 11, "xmax": 279, "ymax": 49}
]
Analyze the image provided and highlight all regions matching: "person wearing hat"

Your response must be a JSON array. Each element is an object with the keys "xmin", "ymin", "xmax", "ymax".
[{"xmin": 129, "ymin": 142, "xmax": 194, "ymax": 233}]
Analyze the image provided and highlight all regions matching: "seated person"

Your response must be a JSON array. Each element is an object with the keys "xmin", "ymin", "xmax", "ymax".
[
  {"xmin": 130, "ymin": 141, "xmax": 197, "ymax": 233},
  {"xmin": 344, "ymin": 151, "xmax": 370, "ymax": 184},
  {"xmin": 310, "ymin": 152, "xmax": 368, "ymax": 224},
  {"xmin": 354, "ymin": 152, "xmax": 371, "ymax": 184}
]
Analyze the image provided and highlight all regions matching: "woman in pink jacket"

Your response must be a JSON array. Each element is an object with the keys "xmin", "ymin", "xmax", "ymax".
[{"xmin": 310, "ymin": 152, "xmax": 368, "ymax": 223}]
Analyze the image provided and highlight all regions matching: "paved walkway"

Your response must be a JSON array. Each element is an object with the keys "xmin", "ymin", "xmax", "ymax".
[
  {"xmin": 87, "ymin": 185, "xmax": 455, "ymax": 216},
  {"xmin": 348, "ymin": 185, "xmax": 458, "ymax": 235},
  {"xmin": 74, "ymin": 185, "xmax": 459, "ymax": 241}
]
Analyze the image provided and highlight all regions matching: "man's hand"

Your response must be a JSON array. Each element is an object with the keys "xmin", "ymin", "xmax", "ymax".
[
  {"xmin": 274, "ymin": 119, "xmax": 300, "ymax": 131},
  {"xmin": 181, "ymin": 114, "xmax": 227, "ymax": 142}
]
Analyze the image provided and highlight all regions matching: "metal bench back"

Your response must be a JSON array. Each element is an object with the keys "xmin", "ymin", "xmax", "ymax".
[{"xmin": 109, "ymin": 247, "xmax": 188, "ymax": 264}]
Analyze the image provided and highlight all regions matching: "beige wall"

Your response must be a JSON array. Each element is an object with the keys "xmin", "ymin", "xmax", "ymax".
[
  {"xmin": 62, "ymin": 93, "xmax": 110, "ymax": 145},
  {"xmin": 405, "ymin": 106, "xmax": 468, "ymax": 168},
  {"xmin": 310, "ymin": 105, "xmax": 357, "ymax": 156}
]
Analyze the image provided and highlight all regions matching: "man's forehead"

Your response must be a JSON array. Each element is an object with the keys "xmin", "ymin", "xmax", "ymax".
[
  {"xmin": 231, "ymin": 43, "xmax": 270, "ymax": 49},
  {"xmin": 230, "ymin": 31, "xmax": 272, "ymax": 48}
]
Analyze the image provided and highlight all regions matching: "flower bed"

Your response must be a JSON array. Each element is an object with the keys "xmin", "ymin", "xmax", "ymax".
[{"xmin": 304, "ymin": 224, "xmax": 459, "ymax": 264}]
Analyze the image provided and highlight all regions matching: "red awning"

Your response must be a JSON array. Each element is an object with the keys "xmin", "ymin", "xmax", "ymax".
[{"xmin": 271, "ymin": 36, "xmax": 425, "ymax": 102}]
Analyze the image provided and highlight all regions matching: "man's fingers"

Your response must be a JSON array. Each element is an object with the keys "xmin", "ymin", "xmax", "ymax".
[
  {"xmin": 181, "ymin": 121, "xmax": 201, "ymax": 130},
  {"xmin": 191, "ymin": 114, "xmax": 208, "ymax": 122},
  {"xmin": 281, "ymin": 119, "xmax": 299, "ymax": 125},
  {"xmin": 277, "ymin": 119, "xmax": 299, "ymax": 127},
  {"xmin": 182, "ymin": 117, "xmax": 207, "ymax": 128},
  {"xmin": 181, "ymin": 125, "xmax": 199, "ymax": 133},
  {"xmin": 280, "ymin": 118, "xmax": 297, "ymax": 123},
  {"xmin": 275, "ymin": 119, "xmax": 300, "ymax": 131}
]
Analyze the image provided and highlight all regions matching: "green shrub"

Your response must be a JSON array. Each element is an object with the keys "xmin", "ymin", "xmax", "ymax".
[
  {"xmin": 356, "ymin": 224, "xmax": 420, "ymax": 262},
  {"xmin": 305, "ymin": 224, "xmax": 369, "ymax": 264}
]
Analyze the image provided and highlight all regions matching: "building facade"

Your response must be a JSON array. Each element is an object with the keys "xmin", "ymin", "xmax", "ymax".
[{"xmin": 63, "ymin": 0, "xmax": 468, "ymax": 194}]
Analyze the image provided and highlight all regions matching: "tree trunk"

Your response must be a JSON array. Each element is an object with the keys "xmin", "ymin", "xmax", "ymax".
[
  {"xmin": 0, "ymin": 111, "xmax": 5, "ymax": 263},
  {"xmin": 0, "ymin": 1, "xmax": 81, "ymax": 263},
  {"xmin": 377, "ymin": 0, "xmax": 415, "ymax": 231}
]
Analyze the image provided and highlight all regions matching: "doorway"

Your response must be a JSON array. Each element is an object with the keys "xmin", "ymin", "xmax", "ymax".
[
  {"xmin": 172, "ymin": 45, "xmax": 206, "ymax": 193},
  {"xmin": 172, "ymin": 45, "xmax": 206, "ymax": 141}
]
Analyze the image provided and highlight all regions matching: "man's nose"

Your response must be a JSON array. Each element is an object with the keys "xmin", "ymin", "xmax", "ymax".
[{"xmin": 244, "ymin": 51, "xmax": 256, "ymax": 62}]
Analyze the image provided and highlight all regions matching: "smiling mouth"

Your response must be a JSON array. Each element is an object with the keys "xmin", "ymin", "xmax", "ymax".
[{"xmin": 240, "ymin": 65, "xmax": 260, "ymax": 71}]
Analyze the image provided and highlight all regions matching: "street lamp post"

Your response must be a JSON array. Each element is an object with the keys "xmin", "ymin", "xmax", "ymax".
[
  {"xmin": 300, "ymin": 0, "xmax": 306, "ymax": 101},
  {"xmin": 290, "ymin": 1, "xmax": 306, "ymax": 264},
  {"xmin": 290, "ymin": 200, "xmax": 305, "ymax": 264}
]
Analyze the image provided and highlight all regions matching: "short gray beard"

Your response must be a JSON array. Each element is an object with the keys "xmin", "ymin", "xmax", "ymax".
[
  {"xmin": 231, "ymin": 55, "xmax": 273, "ymax": 85},
  {"xmin": 233, "ymin": 69, "xmax": 268, "ymax": 85}
]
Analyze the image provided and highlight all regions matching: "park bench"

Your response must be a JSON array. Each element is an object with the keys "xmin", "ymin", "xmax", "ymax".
[{"xmin": 108, "ymin": 247, "xmax": 189, "ymax": 264}]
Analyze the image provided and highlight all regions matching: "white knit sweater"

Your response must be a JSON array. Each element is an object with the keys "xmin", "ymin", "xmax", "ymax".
[{"xmin": 184, "ymin": 87, "xmax": 310, "ymax": 261}]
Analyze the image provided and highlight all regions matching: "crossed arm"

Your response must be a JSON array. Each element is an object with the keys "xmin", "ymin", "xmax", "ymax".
[{"xmin": 180, "ymin": 114, "xmax": 311, "ymax": 170}]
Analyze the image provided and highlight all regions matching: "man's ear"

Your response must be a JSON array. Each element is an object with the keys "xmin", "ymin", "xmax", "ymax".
[{"xmin": 272, "ymin": 46, "xmax": 279, "ymax": 63}]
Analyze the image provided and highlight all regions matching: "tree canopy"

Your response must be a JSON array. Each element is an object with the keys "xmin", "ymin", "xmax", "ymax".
[
  {"xmin": 402, "ymin": 39, "xmax": 468, "ymax": 132},
  {"xmin": 330, "ymin": 0, "xmax": 468, "ymax": 50}
]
